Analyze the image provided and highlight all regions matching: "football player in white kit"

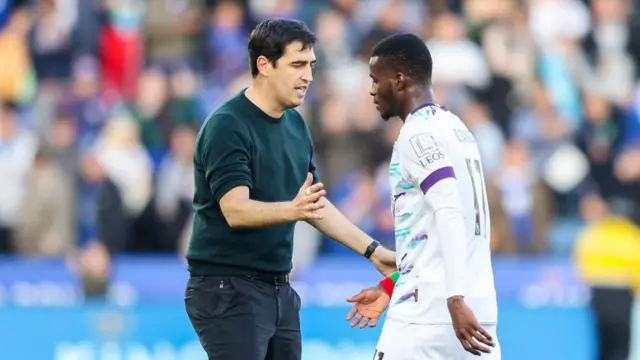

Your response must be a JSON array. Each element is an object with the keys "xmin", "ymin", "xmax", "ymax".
[{"xmin": 345, "ymin": 33, "xmax": 501, "ymax": 359}]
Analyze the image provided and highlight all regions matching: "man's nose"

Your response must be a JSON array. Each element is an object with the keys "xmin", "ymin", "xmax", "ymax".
[{"xmin": 301, "ymin": 66, "xmax": 313, "ymax": 83}]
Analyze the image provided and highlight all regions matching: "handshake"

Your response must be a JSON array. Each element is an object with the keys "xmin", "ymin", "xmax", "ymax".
[{"xmin": 289, "ymin": 173, "xmax": 327, "ymax": 221}]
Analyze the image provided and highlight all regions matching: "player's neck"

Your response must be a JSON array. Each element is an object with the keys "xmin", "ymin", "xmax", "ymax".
[
  {"xmin": 245, "ymin": 82, "xmax": 286, "ymax": 118},
  {"xmin": 401, "ymin": 86, "xmax": 436, "ymax": 121}
]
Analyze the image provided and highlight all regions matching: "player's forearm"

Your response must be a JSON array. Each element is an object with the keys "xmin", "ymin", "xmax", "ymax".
[
  {"xmin": 223, "ymin": 199, "xmax": 295, "ymax": 228},
  {"xmin": 306, "ymin": 198, "xmax": 372, "ymax": 255}
]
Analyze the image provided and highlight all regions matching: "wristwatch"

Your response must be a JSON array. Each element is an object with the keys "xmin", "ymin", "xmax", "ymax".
[{"xmin": 364, "ymin": 240, "xmax": 381, "ymax": 259}]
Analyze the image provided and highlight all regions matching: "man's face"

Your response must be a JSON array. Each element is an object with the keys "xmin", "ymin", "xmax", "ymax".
[
  {"xmin": 266, "ymin": 41, "xmax": 316, "ymax": 109},
  {"xmin": 369, "ymin": 56, "xmax": 399, "ymax": 121}
]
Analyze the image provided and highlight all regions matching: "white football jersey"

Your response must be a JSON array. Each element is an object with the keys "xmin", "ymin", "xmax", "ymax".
[{"xmin": 386, "ymin": 104, "xmax": 498, "ymax": 325}]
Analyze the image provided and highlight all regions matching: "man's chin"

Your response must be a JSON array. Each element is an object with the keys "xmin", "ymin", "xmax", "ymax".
[{"xmin": 289, "ymin": 97, "xmax": 305, "ymax": 108}]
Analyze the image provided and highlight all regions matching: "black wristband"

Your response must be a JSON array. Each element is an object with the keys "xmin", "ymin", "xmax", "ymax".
[{"xmin": 364, "ymin": 240, "xmax": 380, "ymax": 259}]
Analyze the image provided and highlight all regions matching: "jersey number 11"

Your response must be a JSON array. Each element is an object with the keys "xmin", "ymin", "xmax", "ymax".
[{"xmin": 465, "ymin": 158, "xmax": 487, "ymax": 238}]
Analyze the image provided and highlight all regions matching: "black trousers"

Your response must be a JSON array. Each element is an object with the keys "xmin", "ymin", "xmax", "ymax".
[
  {"xmin": 185, "ymin": 275, "xmax": 302, "ymax": 360},
  {"xmin": 591, "ymin": 287, "xmax": 633, "ymax": 360}
]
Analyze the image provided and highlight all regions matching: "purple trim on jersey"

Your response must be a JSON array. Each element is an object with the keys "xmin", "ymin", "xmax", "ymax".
[
  {"xmin": 399, "ymin": 264, "xmax": 414, "ymax": 275},
  {"xmin": 396, "ymin": 288, "xmax": 419, "ymax": 303},
  {"xmin": 420, "ymin": 166, "xmax": 456, "ymax": 194},
  {"xmin": 410, "ymin": 103, "xmax": 447, "ymax": 116},
  {"xmin": 410, "ymin": 233, "xmax": 428, "ymax": 243},
  {"xmin": 398, "ymin": 253, "xmax": 413, "ymax": 275}
]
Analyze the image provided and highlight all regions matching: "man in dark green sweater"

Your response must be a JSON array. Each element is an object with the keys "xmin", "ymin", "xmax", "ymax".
[{"xmin": 184, "ymin": 19, "xmax": 396, "ymax": 360}]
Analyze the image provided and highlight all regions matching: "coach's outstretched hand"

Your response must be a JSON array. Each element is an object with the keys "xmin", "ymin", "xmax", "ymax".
[
  {"xmin": 291, "ymin": 173, "xmax": 326, "ymax": 221},
  {"xmin": 447, "ymin": 296, "xmax": 495, "ymax": 356},
  {"xmin": 346, "ymin": 285, "xmax": 390, "ymax": 328}
]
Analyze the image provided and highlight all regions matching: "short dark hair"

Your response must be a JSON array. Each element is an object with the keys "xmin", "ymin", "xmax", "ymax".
[
  {"xmin": 248, "ymin": 19, "xmax": 317, "ymax": 78},
  {"xmin": 371, "ymin": 33, "xmax": 432, "ymax": 85}
]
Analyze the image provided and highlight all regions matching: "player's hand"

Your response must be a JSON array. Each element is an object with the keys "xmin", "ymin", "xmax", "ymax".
[
  {"xmin": 448, "ymin": 296, "xmax": 495, "ymax": 356},
  {"xmin": 346, "ymin": 285, "xmax": 390, "ymax": 328},
  {"xmin": 291, "ymin": 173, "xmax": 326, "ymax": 221},
  {"xmin": 370, "ymin": 247, "xmax": 396, "ymax": 276}
]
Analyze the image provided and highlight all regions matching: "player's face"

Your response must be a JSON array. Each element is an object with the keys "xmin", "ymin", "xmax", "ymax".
[
  {"xmin": 269, "ymin": 41, "xmax": 316, "ymax": 109},
  {"xmin": 368, "ymin": 56, "xmax": 400, "ymax": 121}
]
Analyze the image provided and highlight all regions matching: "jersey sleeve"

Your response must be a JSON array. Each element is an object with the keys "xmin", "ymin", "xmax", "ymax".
[
  {"xmin": 309, "ymin": 151, "xmax": 320, "ymax": 185},
  {"xmin": 200, "ymin": 114, "xmax": 253, "ymax": 202},
  {"xmin": 397, "ymin": 130, "xmax": 456, "ymax": 196},
  {"xmin": 398, "ymin": 126, "xmax": 468, "ymax": 298}
]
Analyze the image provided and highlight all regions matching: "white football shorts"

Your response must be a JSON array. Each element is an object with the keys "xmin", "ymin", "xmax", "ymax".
[{"xmin": 373, "ymin": 318, "xmax": 502, "ymax": 360}]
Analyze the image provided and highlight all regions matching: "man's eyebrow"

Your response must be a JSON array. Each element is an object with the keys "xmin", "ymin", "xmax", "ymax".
[{"xmin": 291, "ymin": 60, "xmax": 316, "ymax": 66}]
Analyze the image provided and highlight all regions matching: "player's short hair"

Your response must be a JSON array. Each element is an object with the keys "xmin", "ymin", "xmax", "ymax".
[
  {"xmin": 371, "ymin": 33, "xmax": 433, "ymax": 85},
  {"xmin": 248, "ymin": 19, "xmax": 317, "ymax": 78}
]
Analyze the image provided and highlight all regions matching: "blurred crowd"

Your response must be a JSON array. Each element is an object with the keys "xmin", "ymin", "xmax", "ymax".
[{"xmin": 2, "ymin": 0, "xmax": 640, "ymax": 269}]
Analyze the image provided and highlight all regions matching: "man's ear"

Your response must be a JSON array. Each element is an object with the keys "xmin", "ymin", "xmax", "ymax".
[
  {"xmin": 256, "ymin": 56, "xmax": 271, "ymax": 77},
  {"xmin": 395, "ymin": 73, "xmax": 407, "ymax": 91}
]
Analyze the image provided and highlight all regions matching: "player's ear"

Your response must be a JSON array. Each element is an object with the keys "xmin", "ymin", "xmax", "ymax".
[
  {"xmin": 256, "ymin": 55, "xmax": 271, "ymax": 77},
  {"xmin": 396, "ymin": 73, "xmax": 407, "ymax": 91}
]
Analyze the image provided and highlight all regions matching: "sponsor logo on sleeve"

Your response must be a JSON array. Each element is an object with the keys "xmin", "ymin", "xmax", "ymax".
[{"xmin": 408, "ymin": 133, "xmax": 445, "ymax": 168}]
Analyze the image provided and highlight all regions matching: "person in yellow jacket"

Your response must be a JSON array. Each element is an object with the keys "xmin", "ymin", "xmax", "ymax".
[
  {"xmin": 0, "ymin": 6, "xmax": 36, "ymax": 104},
  {"xmin": 574, "ymin": 194, "xmax": 640, "ymax": 360}
]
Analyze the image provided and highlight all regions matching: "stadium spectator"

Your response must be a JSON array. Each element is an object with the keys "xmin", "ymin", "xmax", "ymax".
[
  {"xmin": 0, "ymin": 5, "xmax": 34, "ymax": 105},
  {"xmin": 15, "ymin": 146, "xmax": 75, "ymax": 255},
  {"xmin": 0, "ymin": 101, "xmax": 37, "ymax": 253},
  {"xmin": 574, "ymin": 193, "xmax": 640, "ymax": 360}
]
